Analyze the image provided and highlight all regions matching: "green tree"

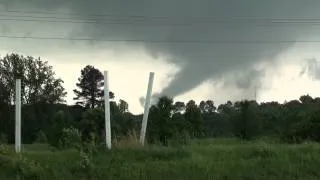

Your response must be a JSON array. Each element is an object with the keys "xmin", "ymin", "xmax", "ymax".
[
  {"xmin": 282, "ymin": 96, "xmax": 320, "ymax": 142},
  {"xmin": 79, "ymin": 108, "xmax": 105, "ymax": 144},
  {"xmin": 47, "ymin": 110, "xmax": 69, "ymax": 148},
  {"xmin": 173, "ymin": 101, "xmax": 185, "ymax": 113},
  {"xmin": 0, "ymin": 53, "xmax": 66, "ymax": 105},
  {"xmin": 299, "ymin": 94, "xmax": 313, "ymax": 104},
  {"xmin": 217, "ymin": 101, "xmax": 234, "ymax": 114},
  {"xmin": 234, "ymin": 100, "xmax": 261, "ymax": 140},
  {"xmin": 199, "ymin": 100, "xmax": 216, "ymax": 114},
  {"xmin": 148, "ymin": 96, "xmax": 175, "ymax": 145},
  {"xmin": 259, "ymin": 101, "xmax": 284, "ymax": 136},
  {"xmin": 73, "ymin": 65, "xmax": 114, "ymax": 108},
  {"xmin": 118, "ymin": 99, "xmax": 129, "ymax": 114},
  {"xmin": 185, "ymin": 100, "xmax": 203, "ymax": 137},
  {"xmin": 113, "ymin": 100, "xmax": 137, "ymax": 136}
]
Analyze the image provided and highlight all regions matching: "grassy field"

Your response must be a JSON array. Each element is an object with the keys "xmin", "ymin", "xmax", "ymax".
[{"xmin": 1, "ymin": 139, "xmax": 320, "ymax": 179}]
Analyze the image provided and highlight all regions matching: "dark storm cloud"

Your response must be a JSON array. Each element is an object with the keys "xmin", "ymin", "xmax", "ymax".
[{"xmin": 2, "ymin": 0, "xmax": 320, "ymax": 98}]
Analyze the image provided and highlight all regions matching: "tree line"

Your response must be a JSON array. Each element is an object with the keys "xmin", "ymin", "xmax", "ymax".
[{"xmin": 1, "ymin": 53, "xmax": 320, "ymax": 147}]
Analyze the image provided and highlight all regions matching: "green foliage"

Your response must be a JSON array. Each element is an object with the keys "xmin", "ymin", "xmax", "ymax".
[
  {"xmin": 0, "ymin": 145, "xmax": 16, "ymax": 178},
  {"xmin": 16, "ymin": 157, "xmax": 44, "ymax": 180},
  {"xmin": 284, "ymin": 105, "xmax": 320, "ymax": 143},
  {"xmin": 76, "ymin": 150, "xmax": 95, "ymax": 179},
  {"xmin": 173, "ymin": 101, "xmax": 185, "ymax": 113},
  {"xmin": 199, "ymin": 100, "xmax": 216, "ymax": 113},
  {"xmin": 111, "ymin": 100, "xmax": 138, "ymax": 137},
  {"xmin": 148, "ymin": 96, "xmax": 176, "ymax": 145},
  {"xmin": 185, "ymin": 100, "xmax": 204, "ymax": 137},
  {"xmin": 233, "ymin": 100, "xmax": 261, "ymax": 140},
  {"xmin": 2, "ymin": 140, "xmax": 320, "ymax": 179},
  {"xmin": 0, "ymin": 144, "xmax": 12, "ymax": 155},
  {"xmin": 118, "ymin": 99, "xmax": 129, "ymax": 113},
  {"xmin": 148, "ymin": 96, "xmax": 203, "ymax": 145},
  {"xmin": 80, "ymin": 108, "xmax": 105, "ymax": 145},
  {"xmin": 47, "ymin": 111, "xmax": 70, "ymax": 148},
  {"xmin": 4, "ymin": 51, "xmax": 320, "ymax": 152},
  {"xmin": 73, "ymin": 65, "xmax": 114, "ymax": 109},
  {"xmin": 59, "ymin": 127, "xmax": 82, "ymax": 149},
  {"xmin": 0, "ymin": 53, "xmax": 66, "ymax": 105},
  {"xmin": 0, "ymin": 144, "xmax": 44, "ymax": 179}
]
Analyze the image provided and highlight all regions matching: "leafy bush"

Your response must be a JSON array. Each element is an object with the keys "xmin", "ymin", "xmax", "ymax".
[
  {"xmin": 16, "ymin": 157, "xmax": 44, "ymax": 180},
  {"xmin": 0, "ymin": 144, "xmax": 15, "ymax": 170},
  {"xmin": 80, "ymin": 108, "xmax": 104, "ymax": 145},
  {"xmin": 59, "ymin": 127, "xmax": 82, "ymax": 149},
  {"xmin": 77, "ymin": 150, "xmax": 95, "ymax": 179},
  {"xmin": 0, "ymin": 144, "xmax": 44, "ymax": 179},
  {"xmin": 283, "ymin": 107, "xmax": 320, "ymax": 143},
  {"xmin": 0, "ymin": 144, "xmax": 14, "ymax": 156}
]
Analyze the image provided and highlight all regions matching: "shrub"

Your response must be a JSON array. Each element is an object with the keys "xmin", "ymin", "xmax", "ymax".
[
  {"xmin": 59, "ymin": 127, "xmax": 82, "ymax": 149},
  {"xmin": 47, "ymin": 110, "xmax": 69, "ymax": 148},
  {"xmin": 16, "ymin": 157, "xmax": 44, "ymax": 180},
  {"xmin": 0, "ymin": 144, "xmax": 15, "ymax": 168},
  {"xmin": 77, "ymin": 150, "xmax": 95, "ymax": 179},
  {"xmin": 283, "ymin": 108, "xmax": 320, "ymax": 143},
  {"xmin": 0, "ymin": 144, "xmax": 44, "ymax": 179}
]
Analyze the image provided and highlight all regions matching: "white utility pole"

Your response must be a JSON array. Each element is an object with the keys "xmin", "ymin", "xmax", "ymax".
[
  {"xmin": 104, "ymin": 71, "xmax": 112, "ymax": 149},
  {"xmin": 140, "ymin": 72, "xmax": 155, "ymax": 145},
  {"xmin": 15, "ymin": 79, "xmax": 21, "ymax": 153}
]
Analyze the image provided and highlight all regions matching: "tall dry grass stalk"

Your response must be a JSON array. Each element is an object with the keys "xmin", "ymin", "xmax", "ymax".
[{"xmin": 113, "ymin": 130, "xmax": 143, "ymax": 149}]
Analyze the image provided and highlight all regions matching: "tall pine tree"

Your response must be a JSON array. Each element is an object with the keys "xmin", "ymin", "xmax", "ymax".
[{"xmin": 73, "ymin": 65, "xmax": 114, "ymax": 108}]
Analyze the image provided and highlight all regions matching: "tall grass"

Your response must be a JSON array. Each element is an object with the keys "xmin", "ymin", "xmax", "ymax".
[
  {"xmin": 113, "ymin": 130, "xmax": 141, "ymax": 149},
  {"xmin": 1, "ymin": 139, "xmax": 320, "ymax": 179}
]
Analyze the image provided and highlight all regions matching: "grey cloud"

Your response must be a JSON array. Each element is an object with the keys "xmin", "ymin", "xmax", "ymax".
[
  {"xmin": 232, "ymin": 69, "xmax": 265, "ymax": 90},
  {"xmin": 2, "ymin": 0, "xmax": 320, "ymax": 99},
  {"xmin": 301, "ymin": 58, "xmax": 320, "ymax": 80},
  {"xmin": 139, "ymin": 92, "xmax": 160, "ymax": 107}
]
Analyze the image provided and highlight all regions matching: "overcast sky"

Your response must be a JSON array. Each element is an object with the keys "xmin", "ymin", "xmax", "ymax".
[{"xmin": 1, "ymin": 0, "xmax": 320, "ymax": 114}]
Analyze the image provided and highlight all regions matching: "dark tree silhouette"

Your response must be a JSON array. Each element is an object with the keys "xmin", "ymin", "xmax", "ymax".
[
  {"xmin": 73, "ymin": 65, "xmax": 114, "ymax": 108},
  {"xmin": 0, "ymin": 53, "xmax": 66, "ymax": 105}
]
